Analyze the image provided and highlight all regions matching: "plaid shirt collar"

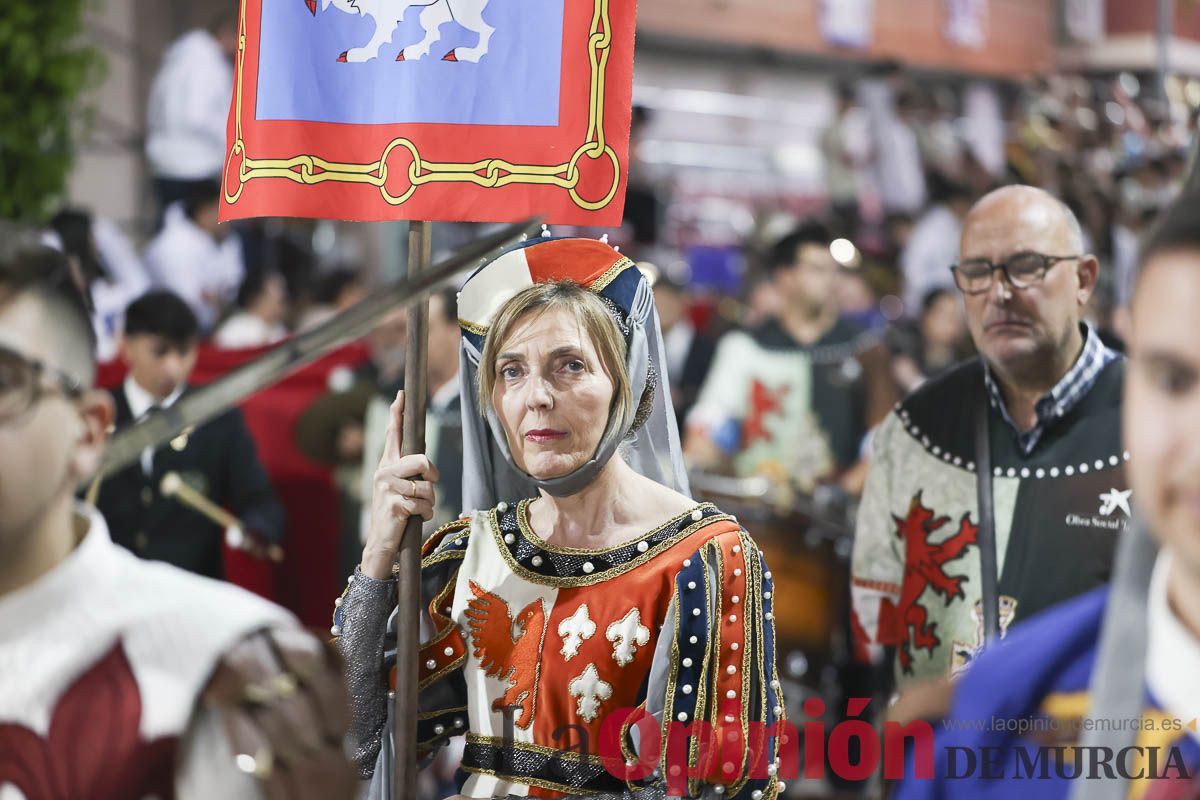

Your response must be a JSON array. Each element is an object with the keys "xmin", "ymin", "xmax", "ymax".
[{"xmin": 983, "ymin": 324, "xmax": 1118, "ymax": 455}]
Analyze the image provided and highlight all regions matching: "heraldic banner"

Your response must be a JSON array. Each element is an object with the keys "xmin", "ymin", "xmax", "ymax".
[{"xmin": 220, "ymin": 0, "xmax": 637, "ymax": 225}]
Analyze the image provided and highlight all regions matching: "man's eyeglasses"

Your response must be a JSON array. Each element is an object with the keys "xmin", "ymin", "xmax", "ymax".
[
  {"xmin": 950, "ymin": 252, "xmax": 1081, "ymax": 295},
  {"xmin": 0, "ymin": 345, "xmax": 84, "ymax": 424}
]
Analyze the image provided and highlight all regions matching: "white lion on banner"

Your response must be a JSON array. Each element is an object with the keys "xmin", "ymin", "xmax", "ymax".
[{"xmin": 305, "ymin": 0, "xmax": 495, "ymax": 63}]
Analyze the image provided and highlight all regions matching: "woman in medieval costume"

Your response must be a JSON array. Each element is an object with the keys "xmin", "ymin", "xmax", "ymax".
[{"xmin": 333, "ymin": 237, "xmax": 786, "ymax": 799}]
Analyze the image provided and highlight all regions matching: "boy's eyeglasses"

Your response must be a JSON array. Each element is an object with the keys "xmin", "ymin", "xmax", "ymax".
[{"xmin": 0, "ymin": 344, "xmax": 84, "ymax": 424}]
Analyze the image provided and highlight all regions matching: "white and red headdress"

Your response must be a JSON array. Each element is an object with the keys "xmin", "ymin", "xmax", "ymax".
[{"xmin": 456, "ymin": 236, "xmax": 690, "ymax": 511}]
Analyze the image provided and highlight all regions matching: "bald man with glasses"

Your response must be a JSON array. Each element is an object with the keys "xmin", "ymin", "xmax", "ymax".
[{"xmin": 851, "ymin": 185, "xmax": 1129, "ymax": 695}]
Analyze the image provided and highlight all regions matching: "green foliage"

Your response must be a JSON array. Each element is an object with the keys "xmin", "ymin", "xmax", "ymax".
[{"xmin": 0, "ymin": 0, "xmax": 103, "ymax": 223}]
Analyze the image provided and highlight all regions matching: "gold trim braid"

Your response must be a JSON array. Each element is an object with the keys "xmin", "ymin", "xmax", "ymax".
[{"xmin": 225, "ymin": 0, "xmax": 623, "ymax": 211}]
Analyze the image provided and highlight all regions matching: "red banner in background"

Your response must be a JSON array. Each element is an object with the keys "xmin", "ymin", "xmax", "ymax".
[
  {"xmin": 98, "ymin": 342, "xmax": 369, "ymax": 629},
  {"xmin": 220, "ymin": 0, "xmax": 637, "ymax": 226}
]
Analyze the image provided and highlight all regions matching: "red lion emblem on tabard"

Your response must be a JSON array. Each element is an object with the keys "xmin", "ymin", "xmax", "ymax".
[
  {"xmin": 742, "ymin": 380, "xmax": 789, "ymax": 448},
  {"xmin": 878, "ymin": 491, "xmax": 979, "ymax": 674}
]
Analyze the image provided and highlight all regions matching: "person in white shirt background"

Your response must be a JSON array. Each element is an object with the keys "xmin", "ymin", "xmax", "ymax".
[
  {"xmin": 143, "ymin": 180, "xmax": 244, "ymax": 333},
  {"xmin": 145, "ymin": 8, "xmax": 238, "ymax": 222},
  {"xmin": 214, "ymin": 271, "xmax": 290, "ymax": 349},
  {"xmin": 859, "ymin": 66, "xmax": 929, "ymax": 216},
  {"xmin": 47, "ymin": 209, "xmax": 150, "ymax": 362},
  {"xmin": 899, "ymin": 175, "xmax": 975, "ymax": 316}
]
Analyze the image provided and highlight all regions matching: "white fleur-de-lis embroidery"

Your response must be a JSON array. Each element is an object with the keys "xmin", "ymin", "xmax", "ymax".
[
  {"xmin": 568, "ymin": 663, "xmax": 612, "ymax": 722},
  {"xmin": 606, "ymin": 607, "xmax": 651, "ymax": 667},
  {"xmin": 557, "ymin": 604, "xmax": 596, "ymax": 662}
]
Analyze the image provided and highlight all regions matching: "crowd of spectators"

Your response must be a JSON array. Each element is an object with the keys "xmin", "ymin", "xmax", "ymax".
[{"xmin": 37, "ymin": 33, "xmax": 1200, "ymax": 509}]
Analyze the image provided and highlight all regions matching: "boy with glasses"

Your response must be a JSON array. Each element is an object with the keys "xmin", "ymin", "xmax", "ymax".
[
  {"xmin": 0, "ymin": 226, "xmax": 354, "ymax": 798},
  {"xmin": 851, "ymin": 185, "xmax": 1127, "ymax": 695}
]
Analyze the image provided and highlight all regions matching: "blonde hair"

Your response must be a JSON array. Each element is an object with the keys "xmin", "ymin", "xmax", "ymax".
[{"xmin": 478, "ymin": 281, "xmax": 631, "ymax": 425}]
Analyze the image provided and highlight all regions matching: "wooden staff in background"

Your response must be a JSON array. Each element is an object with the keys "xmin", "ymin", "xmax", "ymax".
[
  {"xmin": 395, "ymin": 220, "xmax": 432, "ymax": 799},
  {"xmin": 159, "ymin": 472, "xmax": 285, "ymax": 563}
]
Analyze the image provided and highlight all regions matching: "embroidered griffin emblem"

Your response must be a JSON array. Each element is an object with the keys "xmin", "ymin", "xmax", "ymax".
[
  {"xmin": 464, "ymin": 580, "xmax": 546, "ymax": 729},
  {"xmin": 879, "ymin": 491, "xmax": 979, "ymax": 674}
]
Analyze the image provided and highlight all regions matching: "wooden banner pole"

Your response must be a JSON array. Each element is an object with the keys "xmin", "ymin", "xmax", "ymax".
[{"xmin": 394, "ymin": 220, "xmax": 432, "ymax": 799}]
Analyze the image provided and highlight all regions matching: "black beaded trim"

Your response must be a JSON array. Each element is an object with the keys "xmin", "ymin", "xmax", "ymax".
[
  {"xmin": 893, "ymin": 402, "xmax": 1131, "ymax": 477},
  {"xmin": 495, "ymin": 500, "xmax": 722, "ymax": 582},
  {"xmin": 462, "ymin": 737, "xmax": 627, "ymax": 793}
]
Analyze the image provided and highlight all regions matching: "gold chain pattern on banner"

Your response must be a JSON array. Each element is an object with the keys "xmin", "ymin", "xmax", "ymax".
[{"xmin": 224, "ymin": 0, "xmax": 620, "ymax": 210}]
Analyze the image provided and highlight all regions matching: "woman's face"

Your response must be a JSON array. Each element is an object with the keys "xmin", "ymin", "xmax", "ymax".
[{"xmin": 492, "ymin": 306, "xmax": 616, "ymax": 479}]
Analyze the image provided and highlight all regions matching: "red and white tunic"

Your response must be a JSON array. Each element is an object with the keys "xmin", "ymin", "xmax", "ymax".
[
  {"xmin": 0, "ymin": 507, "xmax": 294, "ymax": 799},
  {"xmin": 413, "ymin": 500, "xmax": 786, "ymax": 799}
]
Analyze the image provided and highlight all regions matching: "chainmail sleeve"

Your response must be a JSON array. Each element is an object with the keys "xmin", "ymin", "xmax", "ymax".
[
  {"xmin": 331, "ymin": 517, "xmax": 474, "ymax": 779},
  {"xmin": 333, "ymin": 568, "xmax": 397, "ymax": 777}
]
